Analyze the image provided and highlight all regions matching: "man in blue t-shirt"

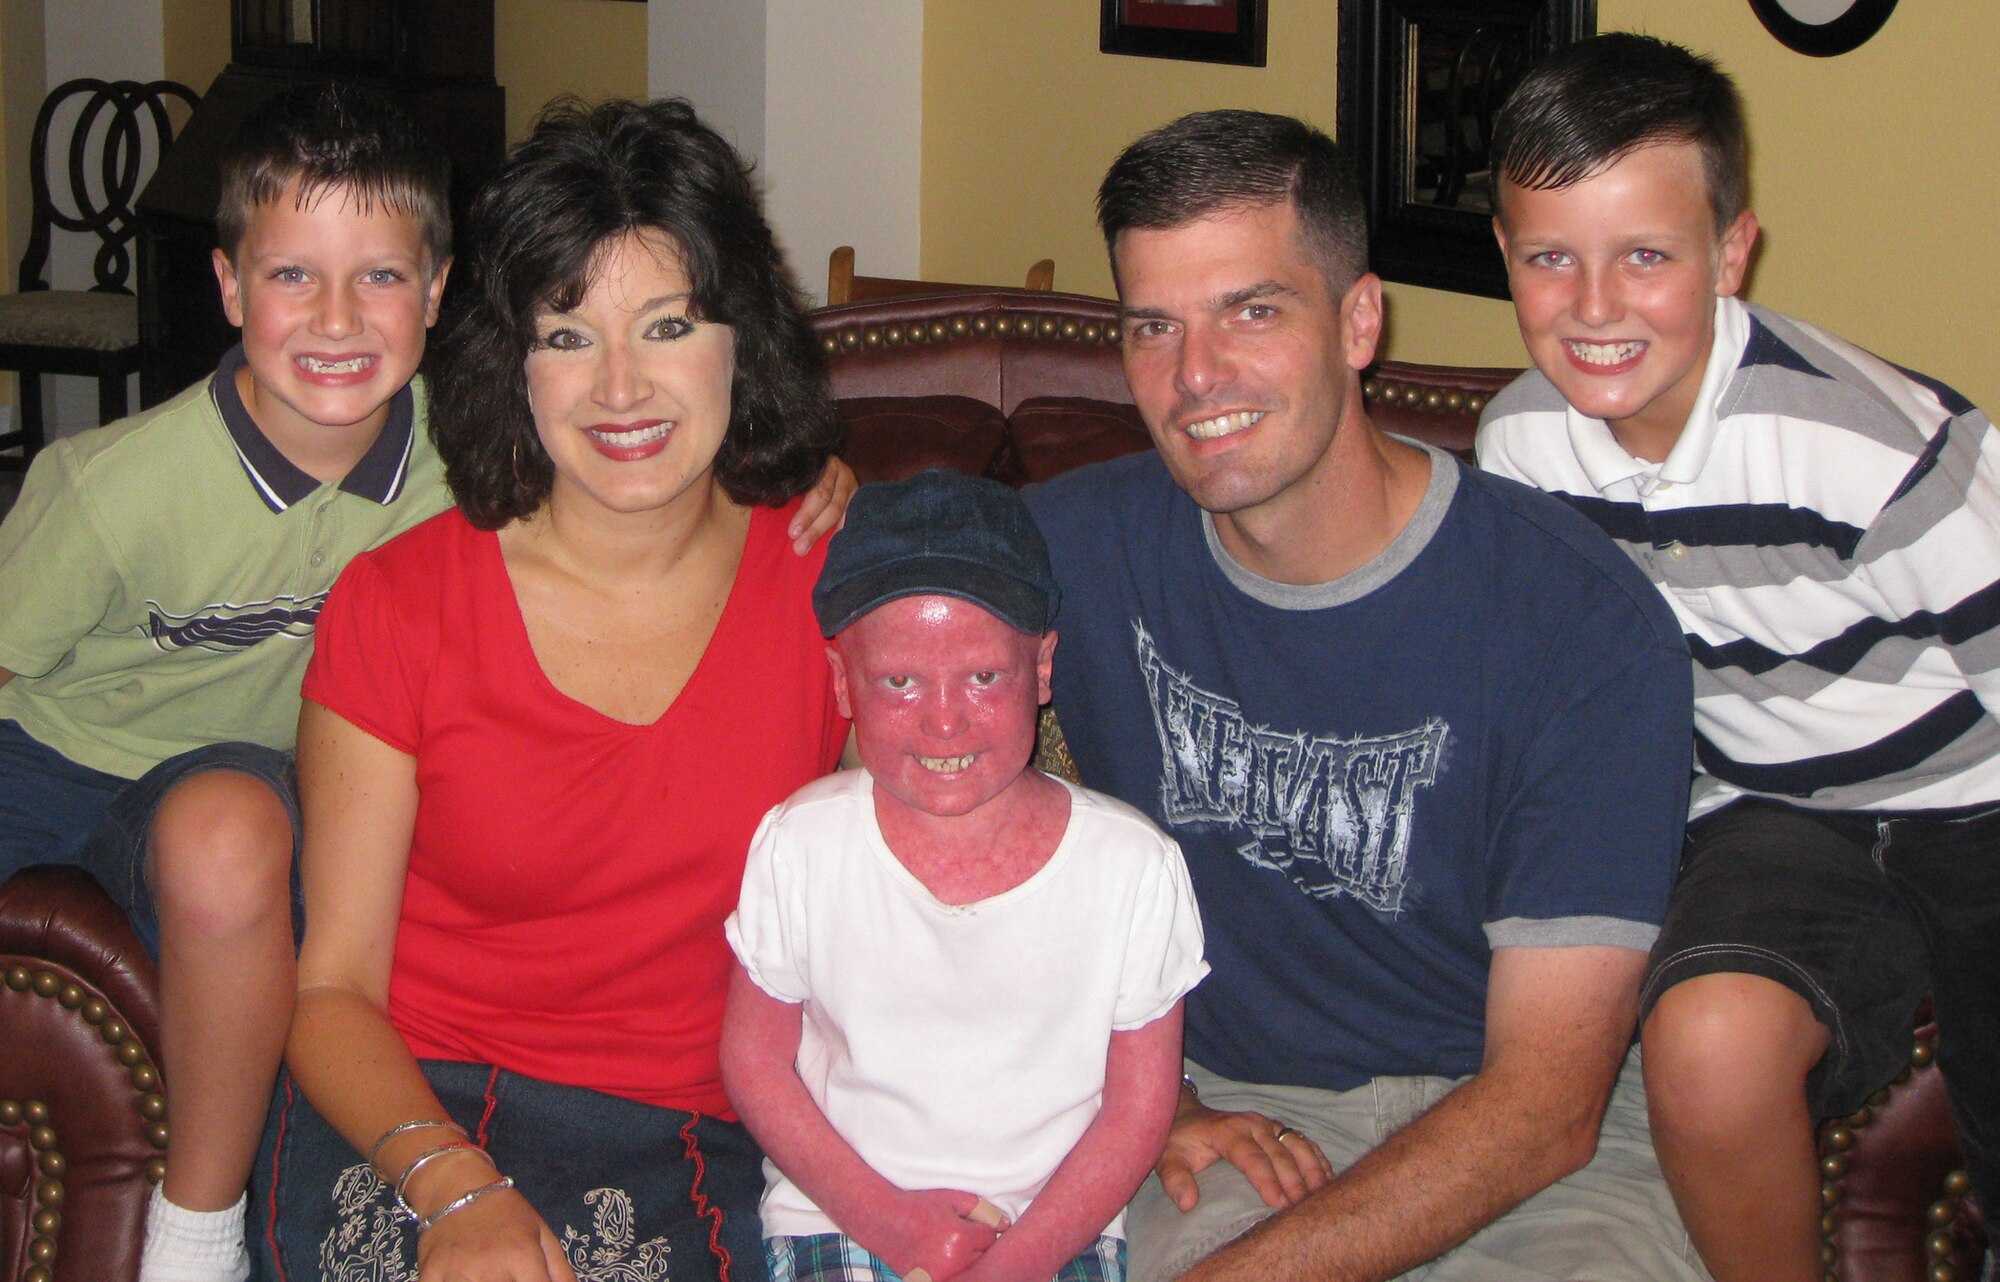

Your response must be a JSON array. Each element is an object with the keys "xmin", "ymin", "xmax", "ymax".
[{"xmin": 1022, "ymin": 109, "xmax": 1702, "ymax": 1282}]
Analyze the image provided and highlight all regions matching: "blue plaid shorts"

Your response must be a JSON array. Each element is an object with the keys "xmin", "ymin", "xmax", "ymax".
[{"xmin": 767, "ymin": 1232, "xmax": 1123, "ymax": 1282}]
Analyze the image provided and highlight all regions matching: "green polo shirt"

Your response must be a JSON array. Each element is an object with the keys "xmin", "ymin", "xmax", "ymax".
[{"xmin": 0, "ymin": 348, "xmax": 452, "ymax": 779}]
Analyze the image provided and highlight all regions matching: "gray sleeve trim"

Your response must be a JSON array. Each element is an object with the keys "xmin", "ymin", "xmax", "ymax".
[{"xmin": 1484, "ymin": 915, "xmax": 1659, "ymax": 952}]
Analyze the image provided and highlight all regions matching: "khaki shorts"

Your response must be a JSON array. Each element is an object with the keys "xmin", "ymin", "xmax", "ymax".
[{"xmin": 1126, "ymin": 1048, "xmax": 1709, "ymax": 1282}]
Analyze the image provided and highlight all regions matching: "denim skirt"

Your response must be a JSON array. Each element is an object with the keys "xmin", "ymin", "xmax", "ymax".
[{"xmin": 253, "ymin": 1059, "xmax": 767, "ymax": 1282}]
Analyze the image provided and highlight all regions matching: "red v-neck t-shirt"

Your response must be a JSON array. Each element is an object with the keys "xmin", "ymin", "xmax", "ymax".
[{"xmin": 303, "ymin": 501, "xmax": 846, "ymax": 1114}]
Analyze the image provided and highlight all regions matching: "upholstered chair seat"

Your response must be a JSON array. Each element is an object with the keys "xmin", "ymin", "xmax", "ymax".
[{"xmin": 0, "ymin": 290, "xmax": 140, "ymax": 352}]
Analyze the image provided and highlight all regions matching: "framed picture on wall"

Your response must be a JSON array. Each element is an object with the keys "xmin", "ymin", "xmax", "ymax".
[
  {"xmin": 1337, "ymin": 0, "xmax": 1595, "ymax": 298},
  {"xmin": 1100, "ymin": 0, "xmax": 1267, "ymax": 67},
  {"xmin": 1748, "ymin": 0, "xmax": 1897, "ymax": 56}
]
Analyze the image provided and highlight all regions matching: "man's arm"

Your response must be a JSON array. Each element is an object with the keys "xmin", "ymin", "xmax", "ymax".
[{"xmin": 1177, "ymin": 942, "xmax": 1644, "ymax": 1282}]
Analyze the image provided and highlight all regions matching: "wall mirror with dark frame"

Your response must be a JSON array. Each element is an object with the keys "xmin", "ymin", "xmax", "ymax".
[{"xmin": 1338, "ymin": 0, "xmax": 1595, "ymax": 298}]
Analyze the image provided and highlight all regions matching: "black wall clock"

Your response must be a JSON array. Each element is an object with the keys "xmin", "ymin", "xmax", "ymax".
[{"xmin": 1748, "ymin": 0, "xmax": 1897, "ymax": 56}]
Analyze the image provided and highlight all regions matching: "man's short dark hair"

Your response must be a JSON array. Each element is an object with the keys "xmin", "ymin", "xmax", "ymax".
[
  {"xmin": 217, "ymin": 81, "xmax": 451, "ymax": 269},
  {"xmin": 1096, "ymin": 109, "xmax": 1368, "ymax": 290},
  {"xmin": 1491, "ymin": 33, "xmax": 1748, "ymax": 232},
  {"xmin": 430, "ymin": 97, "xmax": 840, "ymax": 529}
]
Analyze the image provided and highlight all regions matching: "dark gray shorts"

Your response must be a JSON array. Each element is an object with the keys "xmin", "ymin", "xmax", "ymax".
[{"xmin": 1639, "ymin": 797, "xmax": 1999, "ymax": 1118}]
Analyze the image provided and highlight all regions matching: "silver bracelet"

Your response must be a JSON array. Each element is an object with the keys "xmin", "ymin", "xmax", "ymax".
[
  {"xmin": 416, "ymin": 1176, "xmax": 516, "ymax": 1233},
  {"xmin": 1181, "ymin": 1072, "xmax": 1201, "ymax": 1101},
  {"xmin": 369, "ymin": 1119, "xmax": 468, "ymax": 1172},
  {"xmin": 394, "ymin": 1142, "xmax": 496, "ymax": 1222}
]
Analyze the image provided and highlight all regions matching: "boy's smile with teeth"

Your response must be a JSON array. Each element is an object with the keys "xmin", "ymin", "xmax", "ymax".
[
  {"xmin": 1565, "ymin": 340, "xmax": 1645, "ymax": 367},
  {"xmin": 918, "ymin": 753, "xmax": 976, "ymax": 773},
  {"xmin": 214, "ymin": 179, "xmax": 446, "ymax": 460},
  {"xmin": 1495, "ymin": 141, "xmax": 1758, "ymax": 459},
  {"xmin": 297, "ymin": 354, "xmax": 374, "ymax": 376},
  {"xmin": 1185, "ymin": 410, "xmax": 1265, "ymax": 440}
]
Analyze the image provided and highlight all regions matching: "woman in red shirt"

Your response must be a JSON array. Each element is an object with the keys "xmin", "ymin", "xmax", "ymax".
[{"xmin": 266, "ymin": 98, "xmax": 849, "ymax": 1282}]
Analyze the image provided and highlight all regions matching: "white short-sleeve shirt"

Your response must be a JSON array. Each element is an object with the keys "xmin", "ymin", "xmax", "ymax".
[{"xmin": 726, "ymin": 769, "xmax": 1208, "ymax": 1238}]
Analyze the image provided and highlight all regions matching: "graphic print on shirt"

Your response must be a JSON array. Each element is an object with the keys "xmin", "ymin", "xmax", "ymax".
[
  {"xmin": 1136, "ymin": 622, "xmax": 1446, "ymax": 913},
  {"xmin": 146, "ymin": 591, "xmax": 324, "ymax": 652}
]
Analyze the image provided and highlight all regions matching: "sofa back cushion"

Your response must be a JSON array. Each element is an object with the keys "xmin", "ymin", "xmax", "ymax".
[
  {"xmin": 837, "ymin": 395, "xmax": 1009, "ymax": 484},
  {"xmin": 996, "ymin": 397, "xmax": 1151, "ymax": 486},
  {"xmin": 813, "ymin": 288, "xmax": 1523, "ymax": 485}
]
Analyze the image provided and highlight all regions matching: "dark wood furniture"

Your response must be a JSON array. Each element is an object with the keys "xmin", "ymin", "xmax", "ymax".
[
  {"xmin": 825, "ymin": 246, "xmax": 1056, "ymax": 307},
  {"xmin": 135, "ymin": 0, "xmax": 504, "ymax": 406},
  {"xmin": 0, "ymin": 79, "xmax": 197, "ymax": 468}
]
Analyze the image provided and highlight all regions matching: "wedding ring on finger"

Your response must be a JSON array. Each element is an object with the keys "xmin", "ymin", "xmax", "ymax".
[{"xmin": 1272, "ymin": 1124, "xmax": 1302, "ymax": 1144}]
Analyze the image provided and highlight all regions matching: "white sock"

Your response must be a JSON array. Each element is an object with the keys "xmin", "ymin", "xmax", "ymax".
[{"xmin": 138, "ymin": 1186, "xmax": 251, "ymax": 1282}]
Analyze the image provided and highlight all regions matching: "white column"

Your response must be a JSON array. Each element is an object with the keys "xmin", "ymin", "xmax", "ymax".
[
  {"xmin": 649, "ymin": 1, "xmax": 921, "ymax": 306},
  {"xmin": 650, "ymin": 1, "xmax": 769, "ymax": 163}
]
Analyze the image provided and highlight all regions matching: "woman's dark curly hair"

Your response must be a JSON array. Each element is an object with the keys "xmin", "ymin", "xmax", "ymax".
[{"xmin": 431, "ymin": 97, "xmax": 840, "ymax": 528}]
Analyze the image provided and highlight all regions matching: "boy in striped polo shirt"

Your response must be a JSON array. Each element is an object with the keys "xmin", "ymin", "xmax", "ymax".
[{"xmin": 1477, "ymin": 33, "xmax": 1999, "ymax": 1282}]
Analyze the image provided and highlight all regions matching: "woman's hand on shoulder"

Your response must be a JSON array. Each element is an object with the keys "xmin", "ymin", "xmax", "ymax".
[
  {"xmin": 790, "ymin": 456, "xmax": 858, "ymax": 554},
  {"xmin": 414, "ymin": 1185, "xmax": 576, "ymax": 1282}
]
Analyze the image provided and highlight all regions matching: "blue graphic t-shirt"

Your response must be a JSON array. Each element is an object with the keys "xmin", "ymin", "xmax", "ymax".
[{"xmin": 1026, "ymin": 448, "xmax": 1691, "ymax": 1089}]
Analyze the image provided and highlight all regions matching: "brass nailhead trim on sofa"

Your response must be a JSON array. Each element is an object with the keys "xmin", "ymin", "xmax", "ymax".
[
  {"xmin": 1815, "ymin": 1028, "xmax": 1975, "ymax": 1282},
  {"xmin": 3, "ymin": 963, "xmax": 170, "ymax": 1209},
  {"xmin": 1925, "ymin": 1169, "xmax": 1977, "ymax": 1282},
  {"xmin": 0, "ymin": 1096, "xmax": 64, "ymax": 1282},
  {"xmin": 820, "ymin": 310, "xmax": 1121, "ymax": 358},
  {"xmin": 1362, "ymin": 377, "xmax": 1489, "ymax": 418}
]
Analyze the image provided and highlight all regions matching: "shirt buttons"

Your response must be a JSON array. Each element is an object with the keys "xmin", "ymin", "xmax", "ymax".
[
  {"xmin": 1664, "ymin": 541, "xmax": 1688, "ymax": 561},
  {"xmin": 309, "ymin": 550, "xmax": 327, "ymax": 567}
]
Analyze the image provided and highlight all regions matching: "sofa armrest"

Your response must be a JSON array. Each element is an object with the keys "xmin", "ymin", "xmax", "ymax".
[
  {"xmin": 1, "ymin": 865, "xmax": 169, "ymax": 1282},
  {"xmin": 1820, "ymin": 1016, "xmax": 1988, "ymax": 1282}
]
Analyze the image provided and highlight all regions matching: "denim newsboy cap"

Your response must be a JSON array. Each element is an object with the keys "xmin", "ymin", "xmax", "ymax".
[{"xmin": 812, "ymin": 468, "xmax": 1060, "ymax": 636}]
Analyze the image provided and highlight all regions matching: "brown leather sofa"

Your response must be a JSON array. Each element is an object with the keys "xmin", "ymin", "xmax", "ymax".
[
  {"xmin": 1, "ymin": 865, "xmax": 166, "ymax": 1282},
  {"xmin": 0, "ymin": 287, "xmax": 1982, "ymax": 1282}
]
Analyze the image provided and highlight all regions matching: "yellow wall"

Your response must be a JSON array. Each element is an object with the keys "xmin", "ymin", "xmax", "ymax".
[
  {"xmin": 163, "ymin": 0, "xmax": 231, "ymax": 95},
  {"xmin": 495, "ymin": 0, "xmax": 647, "ymax": 141},
  {"xmin": 921, "ymin": 0, "xmax": 2000, "ymax": 410}
]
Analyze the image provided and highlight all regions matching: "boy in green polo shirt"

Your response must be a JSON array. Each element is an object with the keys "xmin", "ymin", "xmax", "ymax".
[{"xmin": 0, "ymin": 83, "xmax": 453, "ymax": 1282}]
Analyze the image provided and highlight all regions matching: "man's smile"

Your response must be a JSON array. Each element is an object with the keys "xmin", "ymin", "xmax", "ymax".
[{"xmin": 1185, "ymin": 410, "xmax": 1266, "ymax": 440}]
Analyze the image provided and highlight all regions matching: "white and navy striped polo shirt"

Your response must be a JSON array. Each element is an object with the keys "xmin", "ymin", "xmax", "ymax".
[{"xmin": 1479, "ymin": 296, "xmax": 2000, "ymax": 816}]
